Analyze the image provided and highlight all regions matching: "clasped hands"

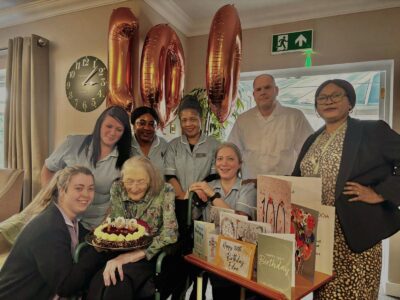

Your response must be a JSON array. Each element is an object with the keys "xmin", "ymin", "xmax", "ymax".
[
  {"xmin": 343, "ymin": 181, "xmax": 384, "ymax": 204},
  {"xmin": 188, "ymin": 181, "xmax": 214, "ymax": 203},
  {"xmin": 103, "ymin": 249, "xmax": 146, "ymax": 286}
]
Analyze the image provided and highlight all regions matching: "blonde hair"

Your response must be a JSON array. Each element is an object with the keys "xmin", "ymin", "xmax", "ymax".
[
  {"xmin": 121, "ymin": 156, "xmax": 164, "ymax": 197},
  {"xmin": 0, "ymin": 166, "xmax": 93, "ymax": 246},
  {"xmin": 215, "ymin": 142, "xmax": 243, "ymax": 176}
]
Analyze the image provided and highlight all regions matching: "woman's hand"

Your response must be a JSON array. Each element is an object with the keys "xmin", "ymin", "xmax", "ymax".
[
  {"xmin": 343, "ymin": 181, "xmax": 384, "ymax": 204},
  {"xmin": 103, "ymin": 249, "xmax": 146, "ymax": 286},
  {"xmin": 189, "ymin": 181, "xmax": 214, "ymax": 202}
]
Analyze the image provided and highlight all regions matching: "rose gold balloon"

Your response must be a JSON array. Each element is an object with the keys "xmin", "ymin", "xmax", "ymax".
[
  {"xmin": 206, "ymin": 4, "xmax": 242, "ymax": 123},
  {"xmin": 107, "ymin": 7, "xmax": 139, "ymax": 112},
  {"xmin": 140, "ymin": 24, "xmax": 185, "ymax": 128}
]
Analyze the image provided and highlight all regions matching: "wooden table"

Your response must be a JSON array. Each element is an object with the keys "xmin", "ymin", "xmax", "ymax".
[{"xmin": 185, "ymin": 254, "xmax": 333, "ymax": 300}]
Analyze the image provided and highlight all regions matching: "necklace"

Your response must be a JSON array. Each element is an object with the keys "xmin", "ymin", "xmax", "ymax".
[{"xmin": 310, "ymin": 121, "xmax": 346, "ymax": 176}]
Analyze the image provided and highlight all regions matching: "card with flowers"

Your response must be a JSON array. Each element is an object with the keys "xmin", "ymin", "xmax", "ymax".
[{"xmin": 291, "ymin": 203, "xmax": 319, "ymax": 282}]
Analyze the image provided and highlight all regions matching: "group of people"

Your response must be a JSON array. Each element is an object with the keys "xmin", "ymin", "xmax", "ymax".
[{"xmin": 0, "ymin": 73, "xmax": 398, "ymax": 300}]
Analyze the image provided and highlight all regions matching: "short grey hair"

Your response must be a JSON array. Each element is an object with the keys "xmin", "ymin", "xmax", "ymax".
[{"xmin": 121, "ymin": 156, "xmax": 164, "ymax": 197}]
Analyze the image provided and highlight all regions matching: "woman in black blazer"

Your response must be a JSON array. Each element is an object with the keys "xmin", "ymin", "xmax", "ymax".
[
  {"xmin": 292, "ymin": 79, "xmax": 400, "ymax": 299},
  {"xmin": 0, "ymin": 166, "xmax": 107, "ymax": 300}
]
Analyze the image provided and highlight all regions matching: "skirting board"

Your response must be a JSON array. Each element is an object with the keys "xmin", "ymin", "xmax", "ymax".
[{"xmin": 386, "ymin": 281, "xmax": 400, "ymax": 297}]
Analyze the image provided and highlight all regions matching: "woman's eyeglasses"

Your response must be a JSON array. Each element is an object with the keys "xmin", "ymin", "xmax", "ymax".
[
  {"xmin": 316, "ymin": 93, "xmax": 347, "ymax": 105},
  {"xmin": 135, "ymin": 119, "xmax": 157, "ymax": 128},
  {"xmin": 123, "ymin": 179, "xmax": 148, "ymax": 187}
]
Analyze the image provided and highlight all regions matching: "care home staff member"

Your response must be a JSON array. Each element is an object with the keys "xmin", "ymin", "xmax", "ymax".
[
  {"xmin": 0, "ymin": 166, "xmax": 106, "ymax": 299},
  {"xmin": 292, "ymin": 79, "xmax": 400, "ymax": 299},
  {"xmin": 165, "ymin": 95, "xmax": 220, "ymax": 200},
  {"xmin": 228, "ymin": 74, "xmax": 313, "ymax": 179},
  {"xmin": 87, "ymin": 156, "xmax": 178, "ymax": 300},
  {"xmin": 41, "ymin": 106, "xmax": 132, "ymax": 230},
  {"xmin": 189, "ymin": 142, "xmax": 257, "ymax": 300},
  {"xmin": 190, "ymin": 142, "xmax": 256, "ymax": 221},
  {"xmin": 131, "ymin": 106, "xmax": 168, "ymax": 175}
]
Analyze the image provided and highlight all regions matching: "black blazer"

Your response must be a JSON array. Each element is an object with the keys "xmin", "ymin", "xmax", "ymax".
[
  {"xmin": 292, "ymin": 118, "xmax": 400, "ymax": 253},
  {"xmin": 0, "ymin": 202, "xmax": 107, "ymax": 299}
]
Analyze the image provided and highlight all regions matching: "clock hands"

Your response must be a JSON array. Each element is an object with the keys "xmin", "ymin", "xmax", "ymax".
[{"xmin": 82, "ymin": 67, "xmax": 98, "ymax": 86}]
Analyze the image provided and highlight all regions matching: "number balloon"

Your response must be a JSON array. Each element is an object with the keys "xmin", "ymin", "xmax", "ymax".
[
  {"xmin": 206, "ymin": 4, "xmax": 242, "ymax": 123},
  {"xmin": 107, "ymin": 7, "xmax": 139, "ymax": 112},
  {"xmin": 140, "ymin": 24, "xmax": 185, "ymax": 128}
]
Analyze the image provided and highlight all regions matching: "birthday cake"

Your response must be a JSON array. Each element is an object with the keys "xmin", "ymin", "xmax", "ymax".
[{"xmin": 93, "ymin": 217, "xmax": 151, "ymax": 249}]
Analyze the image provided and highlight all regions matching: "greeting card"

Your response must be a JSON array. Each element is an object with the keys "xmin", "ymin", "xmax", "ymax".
[
  {"xmin": 215, "ymin": 235, "xmax": 256, "ymax": 279},
  {"xmin": 291, "ymin": 203, "xmax": 318, "ymax": 282},
  {"xmin": 193, "ymin": 220, "xmax": 215, "ymax": 260},
  {"xmin": 257, "ymin": 233, "xmax": 295, "ymax": 299},
  {"xmin": 257, "ymin": 175, "xmax": 292, "ymax": 233}
]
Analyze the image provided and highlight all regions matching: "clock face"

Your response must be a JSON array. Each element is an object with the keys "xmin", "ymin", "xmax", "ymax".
[{"xmin": 65, "ymin": 56, "xmax": 108, "ymax": 112}]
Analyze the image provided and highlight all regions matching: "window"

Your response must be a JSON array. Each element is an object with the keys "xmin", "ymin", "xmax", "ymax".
[{"xmin": 235, "ymin": 60, "xmax": 392, "ymax": 132}]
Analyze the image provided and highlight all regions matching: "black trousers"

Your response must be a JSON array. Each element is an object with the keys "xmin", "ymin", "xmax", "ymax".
[{"xmin": 87, "ymin": 258, "xmax": 156, "ymax": 300}]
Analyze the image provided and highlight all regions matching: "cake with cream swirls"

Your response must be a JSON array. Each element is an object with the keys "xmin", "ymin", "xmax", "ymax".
[{"xmin": 93, "ymin": 217, "xmax": 151, "ymax": 249}]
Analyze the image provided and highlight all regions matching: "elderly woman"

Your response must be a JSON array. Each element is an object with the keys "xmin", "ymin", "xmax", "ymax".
[
  {"xmin": 292, "ymin": 79, "xmax": 400, "ymax": 299},
  {"xmin": 87, "ymin": 156, "xmax": 178, "ymax": 300},
  {"xmin": 0, "ymin": 166, "xmax": 106, "ymax": 299},
  {"xmin": 130, "ymin": 106, "xmax": 168, "ymax": 175}
]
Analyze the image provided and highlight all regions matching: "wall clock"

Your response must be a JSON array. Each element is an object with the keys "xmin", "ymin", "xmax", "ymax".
[{"xmin": 65, "ymin": 56, "xmax": 108, "ymax": 112}]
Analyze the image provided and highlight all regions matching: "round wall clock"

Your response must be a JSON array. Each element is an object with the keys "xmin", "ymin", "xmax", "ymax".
[{"xmin": 65, "ymin": 56, "xmax": 108, "ymax": 112}]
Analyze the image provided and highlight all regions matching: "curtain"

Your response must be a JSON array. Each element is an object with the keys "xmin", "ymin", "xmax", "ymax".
[{"xmin": 4, "ymin": 34, "xmax": 49, "ymax": 208}]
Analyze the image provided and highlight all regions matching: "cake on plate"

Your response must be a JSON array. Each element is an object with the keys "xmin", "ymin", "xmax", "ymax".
[{"xmin": 93, "ymin": 217, "xmax": 151, "ymax": 249}]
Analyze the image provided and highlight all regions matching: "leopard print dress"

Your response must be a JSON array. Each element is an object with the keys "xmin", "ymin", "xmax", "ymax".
[{"xmin": 300, "ymin": 121, "xmax": 381, "ymax": 300}]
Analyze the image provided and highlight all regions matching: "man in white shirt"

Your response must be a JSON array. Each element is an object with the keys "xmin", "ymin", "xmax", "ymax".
[{"xmin": 228, "ymin": 74, "xmax": 313, "ymax": 179}]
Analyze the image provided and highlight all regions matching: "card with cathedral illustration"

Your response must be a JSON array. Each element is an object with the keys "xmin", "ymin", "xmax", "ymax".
[
  {"xmin": 193, "ymin": 220, "xmax": 215, "ymax": 260},
  {"xmin": 257, "ymin": 233, "xmax": 295, "ymax": 299},
  {"xmin": 257, "ymin": 175, "xmax": 292, "ymax": 233}
]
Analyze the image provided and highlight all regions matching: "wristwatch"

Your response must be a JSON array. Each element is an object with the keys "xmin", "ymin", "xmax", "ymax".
[{"xmin": 208, "ymin": 192, "xmax": 221, "ymax": 204}]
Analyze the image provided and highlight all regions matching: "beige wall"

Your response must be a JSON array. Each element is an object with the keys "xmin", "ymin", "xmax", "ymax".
[
  {"xmin": 0, "ymin": 0, "xmax": 187, "ymax": 151},
  {"xmin": 186, "ymin": 8, "xmax": 400, "ymax": 131},
  {"xmin": 0, "ymin": 1, "xmax": 399, "ymax": 294}
]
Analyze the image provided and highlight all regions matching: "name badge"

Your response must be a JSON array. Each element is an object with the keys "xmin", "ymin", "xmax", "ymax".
[{"xmin": 195, "ymin": 153, "xmax": 207, "ymax": 158}]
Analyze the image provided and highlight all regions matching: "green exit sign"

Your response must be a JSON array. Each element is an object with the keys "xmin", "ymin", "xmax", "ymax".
[{"xmin": 272, "ymin": 30, "xmax": 313, "ymax": 54}]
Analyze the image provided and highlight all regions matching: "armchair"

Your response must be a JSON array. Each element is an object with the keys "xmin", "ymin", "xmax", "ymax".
[{"xmin": 0, "ymin": 168, "xmax": 24, "ymax": 222}]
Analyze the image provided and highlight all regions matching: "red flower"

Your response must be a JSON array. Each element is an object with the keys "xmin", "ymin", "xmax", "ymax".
[{"xmin": 306, "ymin": 215, "xmax": 315, "ymax": 231}]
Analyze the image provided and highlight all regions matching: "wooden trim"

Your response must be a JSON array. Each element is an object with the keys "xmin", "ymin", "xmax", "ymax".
[{"xmin": 185, "ymin": 254, "xmax": 333, "ymax": 300}]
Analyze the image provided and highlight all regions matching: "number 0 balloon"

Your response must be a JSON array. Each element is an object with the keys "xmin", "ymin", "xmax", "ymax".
[{"xmin": 206, "ymin": 4, "xmax": 242, "ymax": 123}]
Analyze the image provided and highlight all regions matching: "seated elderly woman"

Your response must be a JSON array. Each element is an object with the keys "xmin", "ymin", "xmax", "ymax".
[
  {"xmin": 87, "ymin": 156, "xmax": 178, "ymax": 300},
  {"xmin": 0, "ymin": 166, "xmax": 107, "ymax": 299}
]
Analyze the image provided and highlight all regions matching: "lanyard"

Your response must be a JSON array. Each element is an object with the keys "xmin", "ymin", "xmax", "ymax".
[{"xmin": 311, "ymin": 122, "xmax": 346, "ymax": 176}]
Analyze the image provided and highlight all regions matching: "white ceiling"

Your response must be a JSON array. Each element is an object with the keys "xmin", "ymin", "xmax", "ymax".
[{"xmin": 1, "ymin": 0, "xmax": 400, "ymax": 36}]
